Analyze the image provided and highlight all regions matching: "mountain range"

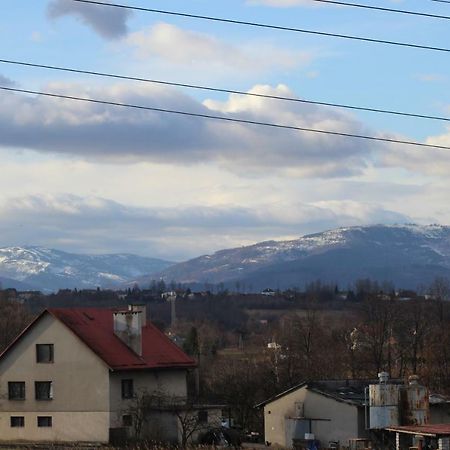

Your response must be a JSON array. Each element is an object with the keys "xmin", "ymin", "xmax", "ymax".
[
  {"xmin": 3, "ymin": 224, "xmax": 450, "ymax": 292},
  {"xmin": 0, "ymin": 247, "xmax": 173, "ymax": 292},
  {"xmin": 153, "ymin": 224, "xmax": 450, "ymax": 290}
]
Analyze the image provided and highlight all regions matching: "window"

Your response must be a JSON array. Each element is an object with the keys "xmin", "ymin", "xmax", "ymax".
[
  {"xmin": 37, "ymin": 416, "xmax": 52, "ymax": 427},
  {"xmin": 36, "ymin": 344, "xmax": 54, "ymax": 363},
  {"xmin": 121, "ymin": 379, "xmax": 134, "ymax": 399},
  {"xmin": 10, "ymin": 416, "xmax": 24, "ymax": 427},
  {"xmin": 8, "ymin": 382, "xmax": 25, "ymax": 400},
  {"xmin": 198, "ymin": 409, "xmax": 208, "ymax": 424},
  {"xmin": 35, "ymin": 381, "xmax": 52, "ymax": 400},
  {"xmin": 122, "ymin": 414, "xmax": 133, "ymax": 427}
]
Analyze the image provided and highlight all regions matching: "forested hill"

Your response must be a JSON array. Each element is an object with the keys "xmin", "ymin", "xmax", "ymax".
[{"xmin": 152, "ymin": 224, "xmax": 450, "ymax": 290}]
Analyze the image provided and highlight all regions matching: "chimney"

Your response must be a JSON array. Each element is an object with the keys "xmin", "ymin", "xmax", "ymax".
[{"xmin": 113, "ymin": 305, "xmax": 145, "ymax": 355}]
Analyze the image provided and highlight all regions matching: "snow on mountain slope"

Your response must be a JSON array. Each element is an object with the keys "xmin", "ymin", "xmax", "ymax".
[
  {"xmin": 0, "ymin": 246, "xmax": 174, "ymax": 291},
  {"xmin": 153, "ymin": 224, "xmax": 450, "ymax": 289}
]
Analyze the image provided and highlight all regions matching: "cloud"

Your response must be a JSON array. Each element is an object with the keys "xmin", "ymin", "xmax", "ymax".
[
  {"xmin": 415, "ymin": 74, "xmax": 447, "ymax": 83},
  {"xmin": 126, "ymin": 23, "xmax": 313, "ymax": 74},
  {"xmin": 47, "ymin": 0, "xmax": 131, "ymax": 39},
  {"xmin": 378, "ymin": 126, "xmax": 450, "ymax": 176},
  {"xmin": 0, "ymin": 82, "xmax": 390, "ymax": 178},
  {"xmin": 0, "ymin": 75, "xmax": 15, "ymax": 87},
  {"xmin": 0, "ymin": 194, "xmax": 410, "ymax": 260}
]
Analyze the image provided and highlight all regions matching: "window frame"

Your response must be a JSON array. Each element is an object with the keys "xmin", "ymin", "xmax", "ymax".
[
  {"xmin": 36, "ymin": 344, "xmax": 54, "ymax": 363},
  {"xmin": 10, "ymin": 416, "xmax": 25, "ymax": 428},
  {"xmin": 35, "ymin": 381, "xmax": 53, "ymax": 401},
  {"xmin": 121, "ymin": 379, "xmax": 134, "ymax": 399},
  {"xmin": 37, "ymin": 416, "xmax": 52, "ymax": 427},
  {"xmin": 8, "ymin": 382, "xmax": 25, "ymax": 401}
]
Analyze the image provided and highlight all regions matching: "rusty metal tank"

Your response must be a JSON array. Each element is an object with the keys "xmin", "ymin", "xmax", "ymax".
[
  {"xmin": 369, "ymin": 372, "xmax": 400, "ymax": 429},
  {"xmin": 401, "ymin": 375, "xmax": 429, "ymax": 426}
]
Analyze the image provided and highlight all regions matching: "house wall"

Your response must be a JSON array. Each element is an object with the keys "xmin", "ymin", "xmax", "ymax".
[
  {"xmin": 109, "ymin": 368, "xmax": 188, "ymax": 442},
  {"xmin": 0, "ymin": 313, "xmax": 111, "ymax": 443},
  {"xmin": 264, "ymin": 387, "xmax": 361, "ymax": 448},
  {"xmin": 304, "ymin": 390, "xmax": 360, "ymax": 446}
]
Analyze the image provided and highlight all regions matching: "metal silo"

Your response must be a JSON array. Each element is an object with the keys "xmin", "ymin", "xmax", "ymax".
[
  {"xmin": 369, "ymin": 372, "xmax": 400, "ymax": 429},
  {"xmin": 401, "ymin": 375, "xmax": 429, "ymax": 426}
]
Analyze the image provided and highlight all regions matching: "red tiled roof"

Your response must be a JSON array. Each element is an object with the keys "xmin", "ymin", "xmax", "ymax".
[
  {"xmin": 0, "ymin": 308, "xmax": 195, "ymax": 371},
  {"xmin": 386, "ymin": 424, "xmax": 450, "ymax": 437},
  {"xmin": 47, "ymin": 308, "xmax": 196, "ymax": 371}
]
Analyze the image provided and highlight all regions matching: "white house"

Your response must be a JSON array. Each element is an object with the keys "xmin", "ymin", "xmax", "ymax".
[
  {"xmin": 0, "ymin": 305, "xmax": 202, "ymax": 444},
  {"xmin": 257, "ymin": 380, "xmax": 369, "ymax": 448}
]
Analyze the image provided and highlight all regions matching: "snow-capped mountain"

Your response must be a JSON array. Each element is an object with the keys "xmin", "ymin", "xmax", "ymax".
[
  {"xmin": 0, "ymin": 247, "xmax": 173, "ymax": 291},
  {"xmin": 154, "ymin": 224, "xmax": 450, "ymax": 290}
]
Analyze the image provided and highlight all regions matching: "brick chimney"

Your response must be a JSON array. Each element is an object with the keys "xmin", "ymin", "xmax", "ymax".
[{"xmin": 113, "ymin": 305, "xmax": 146, "ymax": 356}]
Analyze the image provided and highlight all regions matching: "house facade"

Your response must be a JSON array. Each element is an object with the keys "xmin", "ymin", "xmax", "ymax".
[
  {"xmin": 258, "ymin": 379, "xmax": 450, "ymax": 449},
  {"xmin": 258, "ymin": 381, "xmax": 368, "ymax": 448},
  {"xmin": 0, "ymin": 306, "xmax": 198, "ymax": 444}
]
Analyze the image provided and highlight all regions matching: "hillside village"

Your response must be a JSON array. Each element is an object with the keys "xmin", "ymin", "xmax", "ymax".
[
  {"xmin": 1, "ymin": 280, "xmax": 450, "ymax": 448},
  {"xmin": 1, "ymin": 0, "xmax": 450, "ymax": 448}
]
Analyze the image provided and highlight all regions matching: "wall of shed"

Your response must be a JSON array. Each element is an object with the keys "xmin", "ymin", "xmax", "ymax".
[
  {"xmin": 264, "ymin": 387, "xmax": 361, "ymax": 448},
  {"xmin": 305, "ymin": 390, "xmax": 360, "ymax": 446},
  {"xmin": 0, "ymin": 313, "xmax": 110, "ymax": 442},
  {"xmin": 264, "ymin": 386, "xmax": 308, "ymax": 447}
]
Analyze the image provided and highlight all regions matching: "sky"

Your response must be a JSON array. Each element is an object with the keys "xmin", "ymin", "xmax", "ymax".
[{"xmin": 0, "ymin": 0, "xmax": 450, "ymax": 261}]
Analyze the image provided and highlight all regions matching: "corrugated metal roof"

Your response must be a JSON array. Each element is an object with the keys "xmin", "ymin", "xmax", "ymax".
[
  {"xmin": 0, "ymin": 308, "xmax": 196, "ymax": 371},
  {"xmin": 386, "ymin": 425, "xmax": 450, "ymax": 437}
]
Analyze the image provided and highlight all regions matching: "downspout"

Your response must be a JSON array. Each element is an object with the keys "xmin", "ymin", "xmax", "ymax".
[{"xmin": 365, "ymin": 386, "xmax": 369, "ymax": 430}]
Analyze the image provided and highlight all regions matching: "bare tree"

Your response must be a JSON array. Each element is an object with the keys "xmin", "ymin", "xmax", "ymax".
[{"xmin": 124, "ymin": 389, "xmax": 217, "ymax": 447}]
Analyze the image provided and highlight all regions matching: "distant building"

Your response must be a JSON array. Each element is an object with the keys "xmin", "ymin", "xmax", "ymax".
[
  {"xmin": 0, "ymin": 305, "xmax": 211, "ymax": 445},
  {"xmin": 257, "ymin": 379, "xmax": 370, "ymax": 448},
  {"xmin": 257, "ymin": 376, "xmax": 450, "ymax": 449},
  {"xmin": 261, "ymin": 288, "xmax": 276, "ymax": 296}
]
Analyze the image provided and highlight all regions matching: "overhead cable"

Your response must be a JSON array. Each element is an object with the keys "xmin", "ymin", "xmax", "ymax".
[
  {"xmin": 0, "ymin": 85, "xmax": 448, "ymax": 151},
  {"xmin": 1, "ymin": 58, "xmax": 449, "ymax": 123},
  {"xmin": 70, "ymin": 0, "xmax": 450, "ymax": 54},
  {"xmin": 310, "ymin": 0, "xmax": 450, "ymax": 21}
]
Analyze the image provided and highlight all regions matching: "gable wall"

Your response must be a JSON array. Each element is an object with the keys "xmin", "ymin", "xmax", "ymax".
[
  {"xmin": 0, "ymin": 312, "xmax": 110, "ymax": 442},
  {"xmin": 264, "ymin": 386, "xmax": 308, "ymax": 447}
]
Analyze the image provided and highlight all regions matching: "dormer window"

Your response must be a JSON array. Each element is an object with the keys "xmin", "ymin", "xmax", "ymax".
[{"xmin": 36, "ymin": 344, "xmax": 54, "ymax": 363}]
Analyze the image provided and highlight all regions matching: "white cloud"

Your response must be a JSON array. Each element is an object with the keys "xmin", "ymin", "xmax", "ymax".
[
  {"xmin": 0, "ymin": 194, "xmax": 410, "ymax": 260},
  {"xmin": 47, "ymin": 0, "xmax": 131, "ymax": 39},
  {"xmin": 126, "ymin": 23, "xmax": 313, "ymax": 74},
  {"xmin": 0, "ymin": 82, "xmax": 389, "ymax": 178},
  {"xmin": 378, "ymin": 126, "xmax": 450, "ymax": 176}
]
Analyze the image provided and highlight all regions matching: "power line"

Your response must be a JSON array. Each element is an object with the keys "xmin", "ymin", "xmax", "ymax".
[
  {"xmin": 1, "ymin": 58, "xmax": 448, "ymax": 123},
  {"xmin": 1, "ymin": 85, "xmax": 448, "ymax": 151},
  {"xmin": 71, "ymin": 0, "xmax": 450, "ymax": 54},
  {"xmin": 432, "ymin": 0, "xmax": 450, "ymax": 4},
  {"xmin": 312, "ymin": 0, "xmax": 450, "ymax": 21}
]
